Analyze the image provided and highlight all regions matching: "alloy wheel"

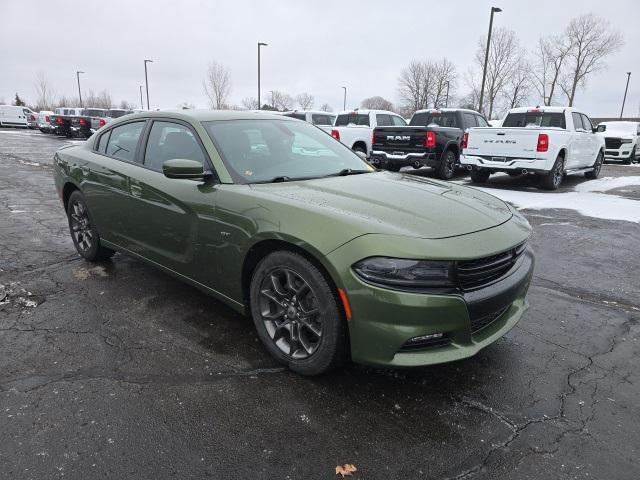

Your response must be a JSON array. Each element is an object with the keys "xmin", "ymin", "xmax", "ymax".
[
  {"xmin": 258, "ymin": 268, "xmax": 322, "ymax": 359},
  {"xmin": 553, "ymin": 161, "xmax": 564, "ymax": 187},
  {"xmin": 69, "ymin": 201, "xmax": 94, "ymax": 253}
]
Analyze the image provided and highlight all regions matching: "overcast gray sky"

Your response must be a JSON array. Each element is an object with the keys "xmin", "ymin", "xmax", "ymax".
[{"xmin": 1, "ymin": 0, "xmax": 638, "ymax": 116}]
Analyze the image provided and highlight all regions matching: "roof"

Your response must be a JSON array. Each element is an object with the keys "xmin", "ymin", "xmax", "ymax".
[
  {"xmin": 283, "ymin": 110, "xmax": 336, "ymax": 115},
  {"xmin": 336, "ymin": 109, "xmax": 398, "ymax": 115},
  {"xmin": 121, "ymin": 109, "xmax": 294, "ymax": 122},
  {"xmin": 413, "ymin": 108, "xmax": 481, "ymax": 115},
  {"xmin": 507, "ymin": 106, "xmax": 577, "ymax": 113}
]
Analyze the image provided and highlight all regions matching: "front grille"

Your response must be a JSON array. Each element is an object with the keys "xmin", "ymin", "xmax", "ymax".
[
  {"xmin": 457, "ymin": 243, "xmax": 527, "ymax": 291},
  {"xmin": 605, "ymin": 151, "xmax": 619, "ymax": 156},
  {"xmin": 470, "ymin": 307, "xmax": 509, "ymax": 334},
  {"xmin": 605, "ymin": 137, "xmax": 622, "ymax": 149},
  {"xmin": 399, "ymin": 335, "xmax": 451, "ymax": 352}
]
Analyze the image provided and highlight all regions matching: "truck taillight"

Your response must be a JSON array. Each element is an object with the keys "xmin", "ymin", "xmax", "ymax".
[
  {"xmin": 30, "ymin": 115, "xmax": 36, "ymax": 121},
  {"xmin": 99, "ymin": 119, "xmax": 106, "ymax": 128},
  {"xmin": 371, "ymin": 128, "xmax": 376, "ymax": 147},
  {"xmin": 56, "ymin": 117, "xmax": 64, "ymax": 125},
  {"xmin": 462, "ymin": 132, "xmax": 469, "ymax": 149},
  {"xmin": 45, "ymin": 116, "xmax": 50, "ymax": 122},
  {"xmin": 331, "ymin": 129, "xmax": 340, "ymax": 141},
  {"xmin": 79, "ymin": 118, "xmax": 87, "ymax": 127},
  {"xmin": 424, "ymin": 131, "xmax": 436, "ymax": 149},
  {"xmin": 536, "ymin": 133, "xmax": 549, "ymax": 152}
]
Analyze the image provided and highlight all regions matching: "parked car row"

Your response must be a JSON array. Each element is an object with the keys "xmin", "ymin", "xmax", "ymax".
[
  {"xmin": 0, "ymin": 104, "xmax": 38, "ymax": 128},
  {"xmin": 44, "ymin": 107, "xmax": 132, "ymax": 138}
]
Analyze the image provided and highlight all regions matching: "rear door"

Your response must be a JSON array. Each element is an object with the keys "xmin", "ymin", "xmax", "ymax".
[
  {"xmin": 569, "ymin": 112, "xmax": 587, "ymax": 167},
  {"xmin": 580, "ymin": 114, "xmax": 599, "ymax": 166},
  {"xmin": 125, "ymin": 119, "xmax": 218, "ymax": 283}
]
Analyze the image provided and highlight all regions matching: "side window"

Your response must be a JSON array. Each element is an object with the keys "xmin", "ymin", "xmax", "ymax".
[
  {"xmin": 463, "ymin": 113, "xmax": 477, "ymax": 129},
  {"xmin": 391, "ymin": 116, "xmax": 407, "ymax": 126},
  {"xmin": 311, "ymin": 114, "xmax": 332, "ymax": 126},
  {"xmin": 476, "ymin": 116, "xmax": 489, "ymax": 127},
  {"xmin": 581, "ymin": 114, "xmax": 593, "ymax": 132},
  {"xmin": 571, "ymin": 112, "xmax": 584, "ymax": 131},
  {"xmin": 105, "ymin": 122, "xmax": 145, "ymax": 162},
  {"xmin": 97, "ymin": 130, "xmax": 111, "ymax": 154},
  {"xmin": 144, "ymin": 121, "xmax": 205, "ymax": 172},
  {"xmin": 376, "ymin": 114, "xmax": 392, "ymax": 126}
]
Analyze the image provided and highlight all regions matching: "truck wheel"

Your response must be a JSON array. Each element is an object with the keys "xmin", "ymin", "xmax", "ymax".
[
  {"xmin": 585, "ymin": 151, "xmax": 603, "ymax": 179},
  {"xmin": 353, "ymin": 145, "xmax": 366, "ymax": 155},
  {"xmin": 470, "ymin": 169, "xmax": 490, "ymax": 183},
  {"xmin": 540, "ymin": 155, "xmax": 565, "ymax": 190},
  {"xmin": 622, "ymin": 148, "xmax": 633, "ymax": 165},
  {"xmin": 436, "ymin": 150, "xmax": 456, "ymax": 180}
]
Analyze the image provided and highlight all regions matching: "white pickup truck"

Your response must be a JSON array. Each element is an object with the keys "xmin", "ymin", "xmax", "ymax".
[
  {"xmin": 461, "ymin": 106, "xmax": 605, "ymax": 190},
  {"xmin": 328, "ymin": 109, "xmax": 406, "ymax": 156},
  {"xmin": 596, "ymin": 121, "xmax": 640, "ymax": 164}
]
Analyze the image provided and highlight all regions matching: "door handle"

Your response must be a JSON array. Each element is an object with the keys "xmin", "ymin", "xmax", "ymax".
[
  {"xmin": 130, "ymin": 184, "xmax": 143, "ymax": 197},
  {"xmin": 80, "ymin": 165, "xmax": 90, "ymax": 175}
]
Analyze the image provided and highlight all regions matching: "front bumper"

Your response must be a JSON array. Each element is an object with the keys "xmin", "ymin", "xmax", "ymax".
[
  {"xmin": 461, "ymin": 154, "xmax": 552, "ymax": 173},
  {"xmin": 369, "ymin": 150, "xmax": 437, "ymax": 169},
  {"xmin": 604, "ymin": 148, "xmax": 634, "ymax": 161},
  {"xmin": 327, "ymin": 225, "xmax": 534, "ymax": 368}
]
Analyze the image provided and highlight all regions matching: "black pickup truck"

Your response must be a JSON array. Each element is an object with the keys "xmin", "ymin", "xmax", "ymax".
[{"xmin": 369, "ymin": 108, "xmax": 489, "ymax": 179}]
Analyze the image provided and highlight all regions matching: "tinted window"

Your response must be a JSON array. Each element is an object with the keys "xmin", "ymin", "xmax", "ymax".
[
  {"xmin": 335, "ymin": 113, "xmax": 370, "ymax": 126},
  {"xmin": 502, "ymin": 112, "xmax": 566, "ymax": 129},
  {"xmin": 376, "ymin": 114, "xmax": 393, "ymax": 126},
  {"xmin": 463, "ymin": 113, "xmax": 477, "ymax": 129},
  {"xmin": 284, "ymin": 113, "xmax": 306, "ymax": 121},
  {"xmin": 311, "ymin": 114, "xmax": 334, "ymax": 126},
  {"xmin": 476, "ymin": 116, "xmax": 489, "ymax": 127},
  {"xmin": 391, "ymin": 116, "xmax": 406, "ymax": 126},
  {"xmin": 571, "ymin": 112, "xmax": 584, "ymax": 131},
  {"xmin": 105, "ymin": 122, "xmax": 145, "ymax": 162},
  {"xmin": 581, "ymin": 114, "xmax": 593, "ymax": 131},
  {"xmin": 410, "ymin": 112, "xmax": 459, "ymax": 128},
  {"xmin": 144, "ymin": 121, "xmax": 205, "ymax": 172},
  {"xmin": 204, "ymin": 119, "xmax": 370, "ymax": 184},
  {"xmin": 108, "ymin": 110, "xmax": 127, "ymax": 118},
  {"xmin": 83, "ymin": 109, "xmax": 106, "ymax": 117}
]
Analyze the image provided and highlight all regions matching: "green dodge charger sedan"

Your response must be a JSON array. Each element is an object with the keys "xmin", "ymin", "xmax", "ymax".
[{"xmin": 53, "ymin": 110, "xmax": 534, "ymax": 375}]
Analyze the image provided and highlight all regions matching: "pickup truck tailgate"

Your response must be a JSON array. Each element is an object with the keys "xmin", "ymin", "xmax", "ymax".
[
  {"xmin": 466, "ymin": 127, "xmax": 540, "ymax": 158},
  {"xmin": 372, "ymin": 126, "xmax": 428, "ymax": 154}
]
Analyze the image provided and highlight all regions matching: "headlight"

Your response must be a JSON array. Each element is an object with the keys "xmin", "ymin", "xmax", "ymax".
[
  {"xmin": 352, "ymin": 257, "xmax": 455, "ymax": 289},
  {"xmin": 620, "ymin": 139, "xmax": 632, "ymax": 144}
]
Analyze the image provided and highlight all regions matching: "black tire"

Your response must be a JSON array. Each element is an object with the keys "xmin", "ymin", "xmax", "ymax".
[
  {"xmin": 249, "ymin": 250, "xmax": 348, "ymax": 375},
  {"xmin": 632, "ymin": 147, "xmax": 637, "ymax": 164},
  {"xmin": 585, "ymin": 151, "xmax": 604, "ymax": 179},
  {"xmin": 436, "ymin": 149, "xmax": 457, "ymax": 180},
  {"xmin": 470, "ymin": 168, "xmax": 490, "ymax": 183},
  {"xmin": 66, "ymin": 191, "xmax": 115, "ymax": 262},
  {"xmin": 539, "ymin": 155, "xmax": 565, "ymax": 190},
  {"xmin": 353, "ymin": 144, "xmax": 366, "ymax": 155},
  {"xmin": 622, "ymin": 147, "xmax": 634, "ymax": 165}
]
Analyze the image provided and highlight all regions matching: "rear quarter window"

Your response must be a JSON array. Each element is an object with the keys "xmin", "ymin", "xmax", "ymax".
[
  {"xmin": 503, "ymin": 112, "xmax": 566, "ymax": 129},
  {"xmin": 335, "ymin": 114, "xmax": 370, "ymax": 126},
  {"xmin": 105, "ymin": 122, "xmax": 145, "ymax": 162}
]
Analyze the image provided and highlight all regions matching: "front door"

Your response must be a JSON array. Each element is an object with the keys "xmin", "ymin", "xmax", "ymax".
[{"xmin": 122, "ymin": 119, "xmax": 219, "ymax": 287}]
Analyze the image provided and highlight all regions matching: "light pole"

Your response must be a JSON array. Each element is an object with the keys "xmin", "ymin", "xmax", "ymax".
[
  {"xmin": 257, "ymin": 42, "xmax": 268, "ymax": 110},
  {"xmin": 144, "ymin": 59, "xmax": 153, "ymax": 110},
  {"xmin": 620, "ymin": 72, "xmax": 631, "ymax": 119},
  {"xmin": 479, "ymin": 6, "xmax": 502, "ymax": 114},
  {"xmin": 445, "ymin": 81, "xmax": 450, "ymax": 108},
  {"xmin": 76, "ymin": 71, "xmax": 84, "ymax": 107},
  {"xmin": 341, "ymin": 86, "xmax": 347, "ymax": 110},
  {"xmin": 139, "ymin": 85, "xmax": 144, "ymax": 111}
]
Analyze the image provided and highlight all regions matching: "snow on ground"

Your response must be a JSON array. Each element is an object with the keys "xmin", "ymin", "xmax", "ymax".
[{"xmin": 471, "ymin": 177, "xmax": 640, "ymax": 223}]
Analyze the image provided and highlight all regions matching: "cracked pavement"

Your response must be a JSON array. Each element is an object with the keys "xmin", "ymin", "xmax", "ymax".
[{"xmin": 0, "ymin": 129, "xmax": 639, "ymax": 479}]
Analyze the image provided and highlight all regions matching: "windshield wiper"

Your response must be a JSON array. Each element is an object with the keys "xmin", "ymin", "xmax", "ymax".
[
  {"xmin": 327, "ymin": 168, "xmax": 372, "ymax": 177},
  {"xmin": 252, "ymin": 176, "xmax": 292, "ymax": 184}
]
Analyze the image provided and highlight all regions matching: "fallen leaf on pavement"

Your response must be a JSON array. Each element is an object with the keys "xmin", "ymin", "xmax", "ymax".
[{"xmin": 335, "ymin": 464, "xmax": 357, "ymax": 477}]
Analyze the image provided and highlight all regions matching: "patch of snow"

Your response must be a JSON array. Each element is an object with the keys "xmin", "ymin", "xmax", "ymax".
[{"xmin": 573, "ymin": 176, "xmax": 640, "ymax": 193}]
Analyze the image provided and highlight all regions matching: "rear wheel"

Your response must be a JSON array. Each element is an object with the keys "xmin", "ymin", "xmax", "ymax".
[
  {"xmin": 585, "ymin": 151, "xmax": 603, "ymax": 179},
  {"xmin": 249, "ymin": 250, "xmax": 348, "ymax": 375},
  {"xmin": 436, "ymin": 150, "xmax": 457, "ymax": 180},
  {"xmin": 540, "ymin": 155, "xmax": 565, "ymax": 190},
  {"xmin": 66, "ymin": 191, "xmax": 115, "ymax": 261},
  {"xmin": 470, "ymin": 168, "xmax": 490, "ymax": 183}
]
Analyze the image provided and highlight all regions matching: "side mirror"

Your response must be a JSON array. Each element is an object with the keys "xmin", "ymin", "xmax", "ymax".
[
  {"xmin": 355, "ymin": 150, "xmax": 367, "ymax": 161},
  {"xmin": 162, "ymin": 159, "xmax": 205, "ymax": 179},
  {"xmin": 592, "ymin": 127, "xmax": 599, "ymax": 134}
]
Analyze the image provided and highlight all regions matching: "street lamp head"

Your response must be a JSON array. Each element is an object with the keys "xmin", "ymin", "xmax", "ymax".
[
  {"xmin": 258, "ymin": 42, "xmax": 268, "ymax": 47},
  {"xmin": 492, "ymin": 7, "xmax": 502, "ymax": 12},
  {"xmin": 77, "ymin": 71, "xmax": 84, "ymax": 74},
  {"xmin": 627, "ymin": 72, "xmax": 631, "ymax": 75},
  {"xmin": 144, "ymin": 59, "xmax": 153, "ymax": 63}
]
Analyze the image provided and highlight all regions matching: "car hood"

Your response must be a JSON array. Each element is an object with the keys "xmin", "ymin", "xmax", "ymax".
[{"xmin": 249, "ymin": 171, "xmax": 512, "ymax": 240}]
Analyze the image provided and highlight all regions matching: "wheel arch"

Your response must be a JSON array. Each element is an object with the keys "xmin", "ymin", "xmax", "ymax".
[
  {"xmin": 62, "ymin": 181, "xmax": 81, "ymax": 211},
  {"xmin": 441, "ymin": 142, "xmax": 459, "ymax": 160},
  {"xmin": 352, "ymin": 141, "xmax": 367, "ymax": 153}
]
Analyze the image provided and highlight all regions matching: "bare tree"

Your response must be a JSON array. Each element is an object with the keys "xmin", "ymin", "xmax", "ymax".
[
  {"xmin": 119, "ymin": 100, "xmax": 136, "ymax": 110},
  {"xmin": 503, "ymin": 58, "xmax": 533, "ymax": 110},
  {"xmin": 361, "ymin": 96, "xmax": 394, "ymax": 111},
  {"xmin": 84, "ymin": 90, "xmax": 112, "ymax": 109},
  {"xmin": 319, "ymin": 103, "xmax": 333, "ymax": 112},
  {"xmin": 295, "ymin": 92, "xmax": 314, "ymax": 110},
  {"xmin": 533, "ymin": 36, "xmax": 572, "ymax": 106},
  {"xmin": 203, "ymin": 61, "xmax": 232, "ymax": 109},
  {"xmin": 34, "ymin": 71, "xmax": 56, "ymax": 111},
  {"xmin": 398, "ymin": 61, "xmax": 429, "ymax": 114},
  {"xmin": 241, "ymin": 97, "xmax": 259, "ymax": 110},
  {"xmin": 272, "ymin": 91, "xmax": 294, "ymax": 111},
  {"xmin": 474, "ymin": 28, "xmax": 522, "ymax": 119},
  {"xmin": 432, "ymin": 58, "xmax": 457, "ymax": 108},
  {"xmin": 560, "ymin": 14, "xmax": 623, "ymax": 106}
]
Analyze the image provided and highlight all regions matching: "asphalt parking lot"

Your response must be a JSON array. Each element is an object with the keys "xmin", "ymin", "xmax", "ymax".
[{"xmin": 1, "ymin": 128, "xmax": 639, "ymax": 479}]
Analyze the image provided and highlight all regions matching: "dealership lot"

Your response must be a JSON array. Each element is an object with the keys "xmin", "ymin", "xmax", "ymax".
[{"xmin": 1, "ymin": 129, "xmax": 639, "ymax": 479}]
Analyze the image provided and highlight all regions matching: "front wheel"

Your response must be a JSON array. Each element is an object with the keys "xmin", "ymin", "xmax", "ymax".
[
  {"xmin": 249, "ymin": 251, "xmax": 348, "ymax": 375},
  {"xmin": 436, "ymin": 150, "xmax": 457, "ymax": 180},
  {"xmin": 539, "ymin": 155, "xmax": 565, "ymax": 190},
  {"xmin": 66, "ymin": 191, "xmax": 115, "ymax": 261},
  {"xmin": 585, "ymin": 151, "xmax": 603, "ymax": 179}
]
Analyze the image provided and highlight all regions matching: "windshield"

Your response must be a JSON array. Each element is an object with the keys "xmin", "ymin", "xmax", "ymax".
[
  {"xmin": 410, "ymin": 112, "xmax": 458, "ymax": 127},
  {"xmin": 204, "ymin": 119, "xmax": 372, "ymax": 184},
  {"xmin": 502, "ymin": 112, "xmax": 566, "ymax": 129}
]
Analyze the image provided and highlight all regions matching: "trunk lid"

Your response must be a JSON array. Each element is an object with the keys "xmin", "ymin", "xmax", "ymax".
[{"xmin": 465, "ymin": 127, "xmax": 542, "ymax": 158}]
